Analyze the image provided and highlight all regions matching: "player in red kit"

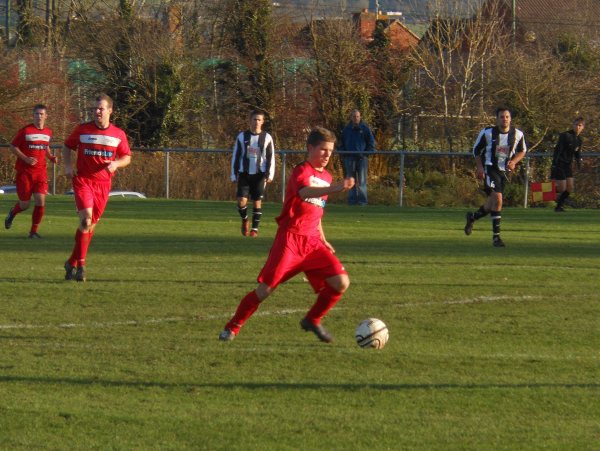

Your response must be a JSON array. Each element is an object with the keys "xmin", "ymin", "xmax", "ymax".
[
  {"xmin": 4, "ymin": 104, "xmax": 56, "ymax": 238},
  {"xmin": 219, "ymin": 126, "xmax": 355, "ymax": 343},
  {"xmin": 62, "ymin": 94, "xmax": 131, "ymax": 282}
]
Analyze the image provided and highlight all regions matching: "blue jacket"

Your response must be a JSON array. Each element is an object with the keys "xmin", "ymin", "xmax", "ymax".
[{"xmin": 339, "ymin": 122, "xmax": 375, "ymax": 157}]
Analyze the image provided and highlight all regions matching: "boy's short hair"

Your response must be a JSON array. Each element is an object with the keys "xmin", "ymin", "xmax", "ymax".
[
  {"xmin": 250, "ymin": 109, "xmax": 266, "ymax": 118},
  {"xmin": 95, "ymin": 93, "xmax": 114, "ymax": 108},
  {"xmin": 307, "ymin": 126, "xmax": 336, "ymax": 147},
  {"xmin": 495, "ymin": 107, "xmax": 511, "ymax": 117},
  {"xmin": 33, "ymin": 104, "xmax": 47, "ymax": 112},
  {"xmin": 573, "ymin": 116, "xmax": 585, "ymax": 124}
]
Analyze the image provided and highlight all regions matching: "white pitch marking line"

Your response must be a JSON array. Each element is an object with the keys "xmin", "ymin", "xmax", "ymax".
[
  {"xmin": 409, "ymin": 351, "xmax": 599, "ymax": 361},
  {"xmin": 0, "ymin": 308, "xmax": 309, "ymax": 331},
  {"xmin": 0, "ymin": 295, "xmax": 541, "ymax": 331},
  {"xmin": 395, "ymin": 295, "xmax": 540, "ymax": 308}
]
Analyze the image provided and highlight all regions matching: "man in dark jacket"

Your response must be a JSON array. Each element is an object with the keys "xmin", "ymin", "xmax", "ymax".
[
  {"xmin": 339, "ymin": 109, "xmax": 375, "ymax": 205},
  {"xmin": 551, "ymin": 117, "xmax": 584, "ymax": 212}
]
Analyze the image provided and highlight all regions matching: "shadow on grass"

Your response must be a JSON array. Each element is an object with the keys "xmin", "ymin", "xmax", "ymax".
[
  {"xmin": 0, "ymin": 375, "xmax": 598, "ymax": 391},
  {"xmin": 0, "ymin": 277, "xmax": 249, "ymax": 285},
  {"xmin": 2, "ymin": 233, "xmax": 599, "ymax": 260}
]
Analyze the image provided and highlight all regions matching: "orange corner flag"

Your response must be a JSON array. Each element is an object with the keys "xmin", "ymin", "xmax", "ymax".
[{"xmin": 530, "ymin": 181, "xmax": 556, "ymax": 202}]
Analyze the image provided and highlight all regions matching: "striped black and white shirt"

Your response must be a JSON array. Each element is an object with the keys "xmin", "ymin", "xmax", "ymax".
[
  {"xmin": 230, "ymin": 130, "xmax": 275, "ymax": 181},
  {"xmin": 473, "ymin": 126, "xmax": 527, "ymax": 171}
]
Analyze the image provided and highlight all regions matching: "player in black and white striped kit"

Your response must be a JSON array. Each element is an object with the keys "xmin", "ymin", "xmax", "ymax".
[
  {"xmin": 464, "ymin": 107, "xmax": 527, "ymax": 247},
  {"xmin": 231, "ymin": 110, "xmax": 275, "ymax": 237}
]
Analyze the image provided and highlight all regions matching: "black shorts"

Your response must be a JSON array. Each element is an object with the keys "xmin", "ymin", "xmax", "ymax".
[
  {"xmin": 551, "ymin": 162, "xmax": 573, "ymax": 180},
  {"xmin": 236, "ymin": 172, "xmax": 267, "ymax": 200},
  {"xmin": 483, "ymin": 166, "xmax": 507, "ymax": 195}
]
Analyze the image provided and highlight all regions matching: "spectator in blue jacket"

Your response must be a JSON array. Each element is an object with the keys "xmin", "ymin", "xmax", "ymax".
[{"xmin": 339, "ymin": 109, "xmax": 375, "ymax": 205}]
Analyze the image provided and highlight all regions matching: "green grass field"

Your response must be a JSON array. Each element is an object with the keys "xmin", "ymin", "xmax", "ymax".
[{"xmin": 1, "ymin": 196, "xmax": 599, "ymax": 449}]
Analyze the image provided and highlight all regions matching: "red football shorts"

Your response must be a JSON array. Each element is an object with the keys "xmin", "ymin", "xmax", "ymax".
[
  {"xmin": 258, "ymin": 229, "xmax": 347, "ymax": 293},
  {"xmin": 16, "ymin": 171, "xmax": 48, "ymax": 200},
  {"xmin": 72, "ymin": 176, "xmax": 111, "ymax": 224}
]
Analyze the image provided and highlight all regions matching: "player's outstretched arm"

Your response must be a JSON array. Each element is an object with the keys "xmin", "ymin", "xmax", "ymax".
[
  {"xmin": 299, "ymin": 177, "xmax": 355, "ymax": 198},
  {"xmin": 337, "ymin": 177, "xmax": 355, "ymax": 191}
]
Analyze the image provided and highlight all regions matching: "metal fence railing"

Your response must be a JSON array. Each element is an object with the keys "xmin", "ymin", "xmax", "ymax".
[{"xmin": 1, "ymin": 144, "xmax": 599, "ymax": 208}]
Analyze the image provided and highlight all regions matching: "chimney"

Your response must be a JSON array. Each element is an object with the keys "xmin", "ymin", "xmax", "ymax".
[
  {"xmin": 357, "ymin": 6, "xmax": 376, "ymax": 42},
  {"xmin": 369, "ymin": 0, "xmax": 380, "ymax": 15}
]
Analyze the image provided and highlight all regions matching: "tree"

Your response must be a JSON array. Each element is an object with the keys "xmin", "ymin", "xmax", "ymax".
[
  {"xmin": 490, "ymin": 43, "xmax": 598, "ymax": 151},
  {"xmin": 408, "ymin": 0, "xmax": 508, "ymax": 150},
  {"xmin": 221, "ymin": 0, "xmax": 276, "ymax": 115},
  {"xmin": 65, "ymin": 0, "xmax": 187, "ymax": 146},
  {"xmin": 14, "ymin": 0, "xmax": 45, "ymax": 47},
  {"xmin": 368, "ymin": 22, "xmax": 413, "ymax": 151},
  {"xmin": 305, "ymin": 15, "xmax": 373, "ymax": 134}
]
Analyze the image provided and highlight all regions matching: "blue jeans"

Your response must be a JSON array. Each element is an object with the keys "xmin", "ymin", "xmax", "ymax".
[{"xmin": 343, "ymin": 156, "xmax": 368, "ymax": 205}]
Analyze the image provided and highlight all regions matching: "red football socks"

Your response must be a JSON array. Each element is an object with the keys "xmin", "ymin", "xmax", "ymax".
[
  {"xmin": 225, "ymin": 290, "xmax": 261, "ymax": 334},
  {"xmin": 68, "ymin": 229, "xmax": 94, "ymax": 267},
  {"xmin": 68, "ymin": 229, "xmax": 82, "ymax": 266},
  {"xmin": 305, "ymin": 284, "xmax": 343, "ymax": 324},
  {"xmin": 11, "ymin": 202, "xmax": 24, "ymax": 216},
  {"xmin": 78, "ymin": 230, "xmax": 93, "ymax": 267},
  {"xmin": 30, "ymin": 206, "xmax": 44, "ymax": 233}
]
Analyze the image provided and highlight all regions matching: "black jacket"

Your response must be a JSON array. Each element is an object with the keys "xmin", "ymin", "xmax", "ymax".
[{"xmin": 553, "ymin": 130, "xmax": 583, "ymax": 165}]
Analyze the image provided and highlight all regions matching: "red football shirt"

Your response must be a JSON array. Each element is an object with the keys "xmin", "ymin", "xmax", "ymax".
[
  {"xmin": 64, "ymin": 122, "xmax": 131, "ymax": 182},
  {"xmin": 11, "ymin": 124, "xmax": 53, "ymax": 174},
  {"xmin": 276, "ymin": 161, "xmax": 332, "ymax": 237}
]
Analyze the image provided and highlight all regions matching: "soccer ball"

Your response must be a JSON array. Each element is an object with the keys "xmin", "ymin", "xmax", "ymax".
[{"xmin": 355, "ymin": 318, "xmax": 389, "ymax": 349}]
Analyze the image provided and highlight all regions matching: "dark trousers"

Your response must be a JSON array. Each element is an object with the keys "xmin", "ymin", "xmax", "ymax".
[{"xmin": 343, "ymin": 156, "xmax": 368, "ymax": 205}]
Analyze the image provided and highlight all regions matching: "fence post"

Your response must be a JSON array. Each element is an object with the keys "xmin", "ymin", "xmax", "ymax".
[
  {"xmin": 399, "ymin": 152, "xmax": 405, "ymax": 207},
  {"xmin": 165, "ymin": 151, "xmax": 170, "ymax": 199},
  {"xmin": 523, "ymin": 156, "xmax": 530, "ymax": 208},
  {"xmin": 52, "ymin": 149, "xmax": 56, "ymax": 195},
  {"xmin": 281, "ymin": 152, "xmax": 287, "ymax": 202}
]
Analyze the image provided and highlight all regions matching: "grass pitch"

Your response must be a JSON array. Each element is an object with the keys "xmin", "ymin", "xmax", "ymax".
[{"xmin": 0, "ymin": 196, "xmax": 599, "ymax": 449}]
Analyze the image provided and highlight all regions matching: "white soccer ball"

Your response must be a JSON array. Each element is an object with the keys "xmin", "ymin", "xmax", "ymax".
[{"xmin": 355, "ymin": 318, "xmax": 389, "ymax": 349}]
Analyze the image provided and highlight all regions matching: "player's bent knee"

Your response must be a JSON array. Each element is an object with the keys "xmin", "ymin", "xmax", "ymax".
[
  {"xmin": 80, "ymin": 217, "xmax": 92, "ymax": 230},
  {"xmin": 492, "ymin": 194, "xmax": 502, "ymax": 211},
  {"xmin": 326, "ymin": 274, "xmax": 350, "ymax": 294},
  {"xmin": 255, "ymin": 283, "xmax": 273, "ymax": 301}
]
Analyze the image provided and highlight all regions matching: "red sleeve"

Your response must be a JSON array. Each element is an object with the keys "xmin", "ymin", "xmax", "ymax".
[
  {"xmin": 292, "ymin": 163, "xmax": 312, "ymax": 193},
  {"xmin": 116, "ymin": 129, "xmax": 131, "ymax": 157},
  {"xmin": 64, "ymin": 125, "xmax": 81, "ymax": 150},
  {"xmin": 11, "ymin": 128, "xmax": 25, "ymax": 148}
]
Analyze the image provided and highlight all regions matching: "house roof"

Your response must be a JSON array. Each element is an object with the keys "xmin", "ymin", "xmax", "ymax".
[
  {"xmin": 352, "ymin": 10, "xmax": 420, "ymax": 50},
  {"xmin": 387, "ymin": 19, "xmax": 421, "ymax": 40}
]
